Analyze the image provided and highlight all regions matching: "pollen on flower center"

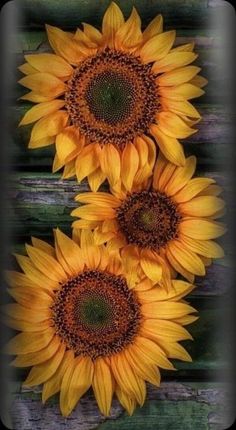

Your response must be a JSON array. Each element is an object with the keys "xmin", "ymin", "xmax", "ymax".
[
  {"xmin": 52, "ymin": 270, "xmax": 141, "ymax": 359},
  {"xmin": 117, "ymin": 190, "xmax": 182, "ymax": 250},
  {"xmin": 65, "ymin": 48, "xmax": 159, "ymax": 148}
]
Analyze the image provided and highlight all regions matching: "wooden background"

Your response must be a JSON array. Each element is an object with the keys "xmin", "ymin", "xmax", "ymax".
[{"xmin": 2, "ymin": 0, "xmax": 235, "ymax": 429}]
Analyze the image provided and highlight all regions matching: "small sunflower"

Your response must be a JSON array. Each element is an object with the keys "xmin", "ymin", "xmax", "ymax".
[
  {"xmin": 4, "ymin": 229, "xmax": 196, "ymax": 416},
  {"xmin": 18, "ymin": 2, "xmax": 206, "ymax": 189},
  {"xmin": 72, "ymin": 154, "xmax": 226, "ymax": 285}
]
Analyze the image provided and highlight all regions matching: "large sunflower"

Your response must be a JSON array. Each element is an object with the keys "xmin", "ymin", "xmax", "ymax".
[
  {"xmin": 18, "ymin": 2, "xmax": 206, "ymax": 190},
  {"xmin": 72, "ymin": 154, "xmax": 226, "ymax": 284},
  {"xmin": 4, "ymin": 229, "xmax": 196, "ymax": 416}
]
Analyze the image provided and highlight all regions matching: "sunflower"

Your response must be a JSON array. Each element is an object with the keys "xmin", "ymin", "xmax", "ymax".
[
  {"xmin": 4, "ymin": 229, "xmax": 197, "ymax": 416},
  {"xmin": 72, "ymin": 154, "xmax": 226, "ymax": 285},
  {"xmin": 18, "ymin": 2, "xmax": 206, "ymax": 190}
]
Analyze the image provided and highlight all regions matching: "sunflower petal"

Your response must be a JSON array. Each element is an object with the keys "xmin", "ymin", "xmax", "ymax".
[
  {"xmin": 54, "ymin": 229, "xmax": 84, "ymax": 274},
  {"xmin": 153, "ymin": 52, "xmax": 197, "ymax": 74},
  {"xmin": 179, "ymin": 196, "xmax": 225, "ymax": 217},
  {"xmin": 102, "ymin": 2, "xmax": 124, "ymax": 48},
  {"xmin": 29, "ymin": 110, "xmax": 68, "ymax": 147},
  {"xmin": 19, "ymin": 73, "xmax": 66, "ymax": 97},
  {"xmin": 140, "ymin": 31, "xmax": 176, "ymax": 63},
  {"xmin": 160, "ymin": 83, "xmax": 204, "ymax": 100},
  {"xmin": 142, "ymin": 301, "xmax": 196, "ymax": 320},
  {"xmin": 150, "ymin": 125, "xmax": 185, "ymax": 166},
  {"xmin": 19, "ymin": 100, "xmax": 65, "ymax": 126},
  {"xmin": 157, "ymin": 66, "xmax": 201, "ymax": 87},
  {"xmin": 5, "ymin": 327, "xmax": 55, "ymax": 355},
  {"xmin": 168, "ymin": 241, "xmax": 205, "ymax": 276},
  {"xmin": 161, "ymin": 97, "xmax": 201, "ymax": 119},
  {"xmin": 75, "ymin": 144, "xmax": 101, "ymax": 182},
  {"xmin": 25, "ymin": 53, "xmax": 73, "ymax": 78},
  {"xmin": 93, "ymin": 358, "xmax": 113, "ymax": 416},
  {"xmin": 46, "ymin": 24, "xmax": 85, "ymax": 64},
  {"xmin": 179, "ymin": 219, "xmax": 226, "ymax": 239},
  {"xmin": 75, "ymin": 192, "xmax": 120, "ymax": 208},
  {"xmin": 174, "ymin": 178, "xmax": 215, "ymax": 203},
  {"xmin": 56, "ymin": 126, "xmax": 82, "ymax": 163},
  {"xmin": 116, "ymin": 386, "xmax": 136, "ymax": 416},
  {"xmin": 121, "ymin": 143, "xmax": 139, "ymax": 191},
  {"xmin": 165, "ymin": 155, "xmax": 196, "ymax": 196},
  {"xmin": 140, "ymin": 249, "xmax": 162, "ymax": 283},
  {"xmin": 26, "ymin": 244, "xmax": 66, "ymax": 281},
  {"xmin": 11, "ymin": 336, "xmax": 61, "ymax": 367},
  {"xmin": 142, "ymin": 15, "xmax": 163, "ymax": 44},
  {"xmin": 100, "ymin": 144, "xmax": 121, "ymax": 186},
  {"xmin": 179, "ymin": 235, "xmax": 224, "ymax": 258}
]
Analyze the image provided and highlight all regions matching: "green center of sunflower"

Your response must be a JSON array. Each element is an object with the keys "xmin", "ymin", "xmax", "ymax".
[
  {"xmin": 85, "ymin": 71, "xmax": 134, "ymax": 125},
  {"xmin": 77, "ymin": 295, "xmax": 112, "ymax": 328},
  {"xmin": 52, "ymin": 270, "xmax": 141, "ymax": 359},
  {"xmin": 117, "ymin": 190, "xmax": 182, "ymax": 250},
  {"xmin": 65, "ymin": 48, "xmax": 159, "ymax": 148}
]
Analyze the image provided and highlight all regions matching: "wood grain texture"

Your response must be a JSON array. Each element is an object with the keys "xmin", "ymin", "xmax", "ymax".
[{"xmin": 8, "ymin": 382, "xmax": 233, "ymax": 430}]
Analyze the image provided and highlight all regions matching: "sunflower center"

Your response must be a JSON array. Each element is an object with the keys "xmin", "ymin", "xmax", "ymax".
[
  {"xmin": 117, "ymin": 190, "xmax": 182, "ymax": 250},
  {"xmin": 65, "ymin": 48, "xmax": 159, "ymax": 148},
  {"xmin": 52, "ymin": 270, "xmax": 141, "ymax": 359}
]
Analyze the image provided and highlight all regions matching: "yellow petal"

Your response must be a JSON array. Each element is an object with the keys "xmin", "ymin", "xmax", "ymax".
[
  {"xmin": 165, "ymin": 155, "xmax": 196, "ymax": 196},
  {"xmin": 74, "ymin": 28, "xmax": 98, "ymax": 49},
  {"xmin": 173, "ymin": 315, "xmax": 199, "ymax": 326},
  {"xmin": 71, "ymin": 204, "xmax": 116, "ymax": 221},
  {"xmin": 83, "ymin": 23, "xmax": 103, "ymax": 46},
  {"xmin": 5, "ymin": 270, "xmax": 37, "ymax": 289},
  {"xmin": 140, "ymin": 249, "xmax": 162, "ymax": 283},
  {"xmin": 157, "ymin": 161, "xmax": 177, "ymax": 192},
  {"xmin": 157, "ymin": 111, "xmax": 197, "ymax": 139},
  {"xmin": 137, "ymin": 279, "xmax": 194, "ymax": 302},
  {"xmin": 174, "ymin": 178, "xmax": 215, "ymax": 203},
  {"xmin": 42, "ymin": 350, "xmax": 74, "ymax": 404},
  {"xmin": 19, "ymin": 62, "xmax": 37, "ymax": 75},
  {"xmin": 142, "ymin": 301, "xmax": 196, "ymax": 320},
  {"xmin": 153, "ymin": 52, "xmax": 197, "ymax": 74},
  {"xmin": 20, "ymin": 91, "xmax": 55, "ymax": 103},
  {"xmin": 171, "ymin": 42, "xmax": 195, "ymax": 53},
  {"xmin": 100, "ymin": 144, "xmax": 121, "ymax": 186},
  {"xmin": 165, "ymin": 247, "xmax": 195, "ymax": 283},
  {"xmin": 19, "ymin": 73, "xmax": 66, "ymax": 97},
  {"xmin": 115, "ymin": 7, "xmax": 142, "ymax": 50},
  {"xmin": 46, "ymin": 24, "xmax": 85, "ymax": 65},
  {"xmin": 75, "ymin": 192, "xmax": 120, "ymax": 208},
  {"xmin": 141, "ymin": 319, "xmax": 193, "ymax": 342},
  {"xmin": 110, "ymin": 353, "xmax": 146, "ymax": 406},
  {"xmin": 140, "ymin": 31, "xmax": 176, "ymax": 63},
  {"xmin": 29, "ymin": 136, "xmax": 55, "ymax": 149},
  {"xmin": 80, "ymin": 233, "xmax": 101, "ymax": 269},
  {"xmin": 115, "ymin": 386, "xmax": 136, "ymax": 416},
  {"xmin": 133, "ymin": 337, "xmax": 174, "ymax": 370},
  {"xmin": 72, "ymin": 219, "xmax": 100, "ymax": 230},
  {"xmin": 157, "ymin": 66, "xmax": 201, "ymax": 87},
  {"xmin": 3, "ymin": 316, "xmax": 50, "ymax": 332},
  {"xmin": 13, "ymin": 254, "xmax": 58, "ymax": 291},
  {"xmin": 168, "ymin": 241, "xmax": 205, "ymax": 276},
  {"xmin": 7, "ymin": 287, "xmax": 52, "ymax": 309},
  {"xmin": 125, "ymin": 347, "xmax": 160, "ymax": 386},
  {"xmin": 102, "ymin": 2, "xmax": 124, "ymax": 48},
  {"xmin": 56, "ymin": 126, "xmax": 82, "ymax": 163},
  {"xmin": 11, "ymin": 336, "xmax": 61, "ymax": 367},
  {"xmin": 121, "ymin": 143, "xmax": 139, "ymax": 191},
  {"xmin": 88, "ymin": 168, "xmax": 106, "ymax": 192},
  {"xmin": 179, "ymin": 235, "xmax": 224, "ymax": 258},
  {"xmin": 5, "ymin": 327, "xmax": 55, "ymax": 355},
  {"xmin": 179, "ymin": 219, "xmax": 226, "ymax": 239},
  {"xmin": 157, "ymin": 341, "xmax": 192, "ymax": 362},
  {"xmin": 190, "ymin": 75, "xmax": 208, "ymax": 88},
  {"xmin": 19, "ymin": 100, "xmax": 65, "ymax": 126},
  {"xmin": 25, "ymin": 53, "xmax": 73, "ymax": 79},
  {"xmin": 31, "ymin": 237, "xmax": 55, "ymax": 257},
  {"xmin": 179, "ymin": 196, "xmax": 225, "ymax": 217},
  {"xmin": 142, "ymin": 15, "xmax": 163, "ymax": 44},
  {"xmin": 161, "ymin": 97, "xmax": 201, "ymax": 119},
  {"xmin": 93, "ymin": 358, "xmax": 113, "ymax": 416},
  {"xmin": 23, "ymin": 343, "xmax": 65, "ymax": 387},
  {"xmin": 63, "ymin": 356, "xmax": 94, "ymax": 416},
  {"xmin": 54, "ymin": 229, "xmax": 84, "ymax": 275},
  {"xmin": 198, "ymin": 183, "xmax": 223, "ymax": 197},
  {"xmin": 29, "ymin": 110, "xmax": 69, "ymax": 147},
  {"xmin": 160, "ymin": 83, "xmax": 205, "ymax": 100},
  {"xmin": 26, "ymin": 244, "xmax": 67, "ymax": 282},
  {"xmin": 150, "ymin": 125, "xmax": 185, "ymax": 166},
  {"xmin": 3, "ymin": 303, "xmax": 51, "ymax": 323},
  {"xmin": 60, "ymin": 357, "xmax": 76, "ymax": 416},
  {"xmin": 75, "ymin": 144, "xmax": 101, "ymax": 182}
]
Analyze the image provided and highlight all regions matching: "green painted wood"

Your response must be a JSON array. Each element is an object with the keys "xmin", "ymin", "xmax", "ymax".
[
  {"xmin": 8, "ymin": 382, "xmax": 233, "ymax": 430},
  {"xmin": 16, "ymin": 0, "xmax": 211, "ymax": 29},
  {"xmin": 10, "ymin": 104, "xmax": 233, "ymax": 169}
]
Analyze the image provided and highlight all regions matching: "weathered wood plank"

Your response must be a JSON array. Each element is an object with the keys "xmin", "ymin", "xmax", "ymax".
[
  {"xmin": 15, "ymin": 0, "xmax": 212, "ymax": 29},
  {"xmin": 8, "ymin": 382, "xmax": 233, "ymax": 430},
  {"xmin": 10, "ymin": 104, "xmax": 234, "ymax": 169}
]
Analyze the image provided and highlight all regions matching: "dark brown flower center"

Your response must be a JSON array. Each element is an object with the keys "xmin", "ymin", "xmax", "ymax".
[
  {"xmin": 52, "ymin": 270, "xmax": 141, "ymax": 359},
  {"xmin": 65, "ymin": 48, "xmax": 159, "ymax": 149},
  {"xmin": 117, "ymin": 190, "xmax": 182, "ymax": 250}
]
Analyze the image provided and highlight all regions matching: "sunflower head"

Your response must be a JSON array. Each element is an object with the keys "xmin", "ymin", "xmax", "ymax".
[
  {"xmin": 18, "ymin": 2, "xmax": 206, "ymax": 190},
  {"xmin": 4, "ymin": 229, "xmax": 197, "ymax": 417},
  {"xmin": 72, "ymin": 154, "xmax": 226, "ymax": 285}
]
